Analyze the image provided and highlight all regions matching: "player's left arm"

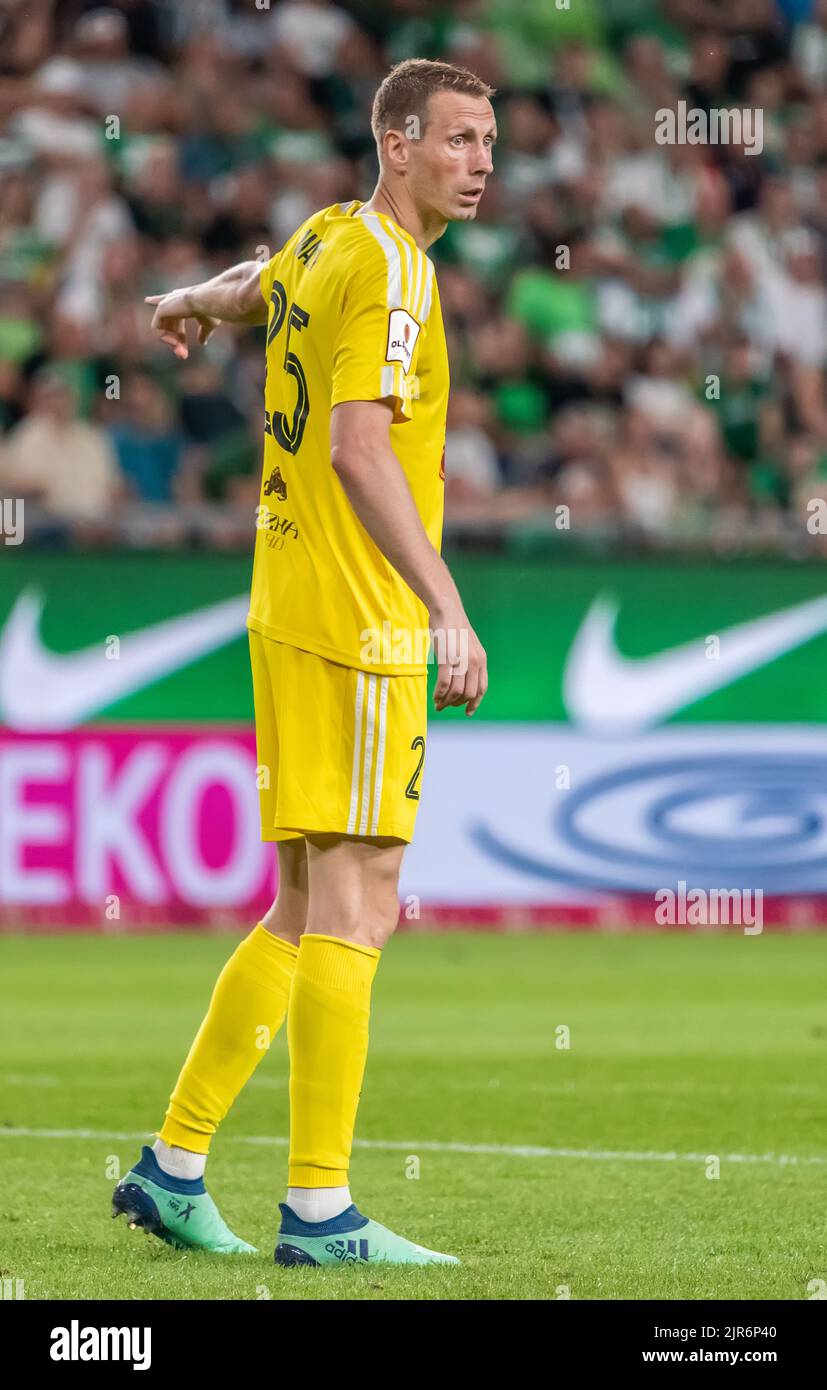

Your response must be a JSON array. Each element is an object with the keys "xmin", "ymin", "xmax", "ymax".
[{"xmin": 145, "ymin": 260, "xmax": 268, "ymax": 360}]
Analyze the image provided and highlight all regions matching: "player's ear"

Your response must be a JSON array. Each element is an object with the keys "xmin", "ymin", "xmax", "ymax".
[{"xmin": 383, "ymin": 128, "xmax": 409, "ymax": 174}]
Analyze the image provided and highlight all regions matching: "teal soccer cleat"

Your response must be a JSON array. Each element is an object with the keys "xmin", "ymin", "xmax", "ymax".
[
  {"xmin": 274, "ymin": 1202, "xmax": 460, "ymax": 1267},
  {"xmin": 112, "ymin": 1145, "xmax": 257, "ymax": 1254}
]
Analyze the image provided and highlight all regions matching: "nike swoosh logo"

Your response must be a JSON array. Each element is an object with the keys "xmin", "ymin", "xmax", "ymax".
[
  {"xmin": 0, "ymin": 588, "xmax": 249, "ymax": 731},
  {"xmin": 563, "ymin": 593, "xmax": 827, "ymax": 733}
]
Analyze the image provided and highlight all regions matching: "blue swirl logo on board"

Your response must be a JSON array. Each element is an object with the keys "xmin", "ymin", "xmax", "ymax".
[{"xmin": 470, "ymin": 754, "xmax": 827, "ymax": 893}]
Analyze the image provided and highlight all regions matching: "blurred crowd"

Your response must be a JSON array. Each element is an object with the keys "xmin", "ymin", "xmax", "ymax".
[{"xmin": 3, "ymin": 0, "xmax": 827, "ymax": 553}]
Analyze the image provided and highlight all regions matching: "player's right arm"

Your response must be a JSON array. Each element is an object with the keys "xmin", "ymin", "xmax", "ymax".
[
  {"xmin": 326, "ymin": 225, "xmax": 486, "ymax": 717},
  {"xmin": 331, "ymin": 399, "xmax": 487, "ymax": 715},
  {"xmin": 145, "ymin": 260, "xmax": 268, "ymax": 360},
  {"xmin": 329, "ymin": 231, "xmax": 486, "ymax": 713}
]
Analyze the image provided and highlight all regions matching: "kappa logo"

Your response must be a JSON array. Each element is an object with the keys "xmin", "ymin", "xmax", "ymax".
[{"xmin": 263, "ymin": 467, "xmax": 287, "ymax": 501}]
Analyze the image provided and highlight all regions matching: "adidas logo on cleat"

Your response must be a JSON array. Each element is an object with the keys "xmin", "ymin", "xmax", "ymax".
[{"xmin": 325, "ymin": 1238, "xmax": 370, "ymax": 1264}]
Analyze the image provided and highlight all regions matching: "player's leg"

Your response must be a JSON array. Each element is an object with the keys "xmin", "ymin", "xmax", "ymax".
[
  {"xmin": 275, "ymin": 831, "xmax": 457, "ymax": 1267},
  {"xmin": 285, "ymin": 831, "xmax": 403, "ymax": 1215},
  {"xmin": 260, "ymin": 834, "xmax": 309, "ymax": 948},
  {"xmin": 112, "ymin": 839, "xmax": 307, "ymax": 1253},
  {"xmin": 254, "ymin": 641, "xmax": 453, "ymax": 1264},
  {"xmin": 112, "ymin": 633, "xmax": 305, "ymax": 1253},
  {"xmin": 155, "ymin": 836, "xmax": 306, "ymax": 1159}
]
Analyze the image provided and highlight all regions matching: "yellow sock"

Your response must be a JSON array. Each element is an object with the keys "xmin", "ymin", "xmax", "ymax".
[
  {"xmin": 158, "ymin": 923, "xmax": 298, "ymax": 1154},
  {"xmin": 287, "ymin": 932, "xmax": 381, "ymax": 1187}
]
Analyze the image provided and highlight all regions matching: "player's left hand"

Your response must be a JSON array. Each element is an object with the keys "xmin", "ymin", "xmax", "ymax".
[
  {"xmin": 431, "ymin": 605, "xmax": 488, "ymax": 717},
  {"xmin": 145, "ymin": 289, "xmax": 219, "ymax": 359}
]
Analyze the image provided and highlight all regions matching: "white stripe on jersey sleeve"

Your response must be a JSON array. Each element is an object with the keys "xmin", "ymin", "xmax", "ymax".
[
  {"xmin": 358, "ymin": 213, "xmax": 403, "ymax": 309},
  {"xmin": 409, "ymin": 246, "xmax": 425, "ymax": 322},
  {"xmin": 419, "ymin": 257, "xmax": 435, "ymax": 322},
  {"xmin": 384, "ymin": 221, "xmax": 415, "ymax": 315}
]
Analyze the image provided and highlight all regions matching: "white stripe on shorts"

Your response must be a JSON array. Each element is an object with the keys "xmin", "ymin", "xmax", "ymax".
[
  {"xmin": 347, "ymin": 671, "xmax": 365, "ymax": 834},
  {"xmin": 358, "ymin": 674, "xmax": 378, "ymax": 834},
  {"xmin": 369, "ymin": 677, "xmax": 390, "ymax": 835}
]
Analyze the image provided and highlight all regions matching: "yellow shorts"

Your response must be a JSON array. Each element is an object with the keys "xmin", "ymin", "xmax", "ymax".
[{"xmin": 248, "ymin": 629, "xmax": 428, "ymax": 843}]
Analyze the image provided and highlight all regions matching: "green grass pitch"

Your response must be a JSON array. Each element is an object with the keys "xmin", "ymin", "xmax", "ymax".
[{"xmin": 0, "ymin": 930, "xmax": 825, "ymax": 1300}]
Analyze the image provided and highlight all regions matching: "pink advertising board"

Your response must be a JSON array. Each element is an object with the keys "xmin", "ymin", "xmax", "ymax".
[{"xmin": 0, "ymin": 729, "xmax": 276, "ymax": 927}]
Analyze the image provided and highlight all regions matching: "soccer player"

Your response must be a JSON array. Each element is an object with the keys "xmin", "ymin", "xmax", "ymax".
[{"xmin": 113, "ymin": 59, "xmax": 493, "ymax": 1266}]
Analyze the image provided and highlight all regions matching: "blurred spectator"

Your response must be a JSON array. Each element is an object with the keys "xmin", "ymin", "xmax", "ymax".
[
  {"xmin": 1, "ymin": 370, "xmax": 123, "ymax": 521},
  {"xmin": 0, "ymin": 282, "xmax": 43, "ymax": 379},
  {"xmin": 443, "ymin": 387, "xmax": 502, "ymax": 511},
  {"xmin": 41, "ymin": 8, "xmax": 165, "ymax": 115},
  {"xmin": 10, "ymin": 58, "xmax": 100, "ymax": 159},
  {"xmin": 108, "ymin": 373, "xmax": 185, "ymax": 503},
  {"xmin": 0, "ymin": 172, "xmax": 51, "ymax": 286},
  {"xmin": 271, "ymin": 0, "xmax": 357, "ymax": 78}
]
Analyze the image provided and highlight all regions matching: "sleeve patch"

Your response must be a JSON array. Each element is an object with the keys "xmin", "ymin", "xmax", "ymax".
[{"xmin": 386, "ymin": 309, "xmax": 421, "ymax": 374}]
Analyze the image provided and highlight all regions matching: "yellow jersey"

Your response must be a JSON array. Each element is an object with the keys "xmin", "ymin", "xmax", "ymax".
[{"xmin": 247, "ymin": 199, "xmax": 449, "ymax": 675}]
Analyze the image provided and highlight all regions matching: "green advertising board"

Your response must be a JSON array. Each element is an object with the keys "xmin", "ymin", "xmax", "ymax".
[{"xmin": 1, "ymin": 550, "xmax": 827, "ymax": 725}]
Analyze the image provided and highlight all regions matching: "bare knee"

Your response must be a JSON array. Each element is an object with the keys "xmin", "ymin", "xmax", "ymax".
[
  {"xmin": 304, "ymin": 835, "xmax": 404, "ymax": 950},
  {"xmin": 261, "ymin": 838, "xmax": 308, "ymax": 947},
  {"xmin": 358, "ymin": 863, "xmax": 402, "ymax": 949}
]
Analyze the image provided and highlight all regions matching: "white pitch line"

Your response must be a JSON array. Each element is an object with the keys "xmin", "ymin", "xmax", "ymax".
[{"xmin": 0, "ymin": 1127, "xmax": 825, "ymax": 1167}]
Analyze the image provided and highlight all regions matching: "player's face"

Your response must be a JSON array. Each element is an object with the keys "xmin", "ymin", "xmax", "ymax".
[{"xmin": 411, "ymin": 91, "xmax": 496, "ymax": 223}]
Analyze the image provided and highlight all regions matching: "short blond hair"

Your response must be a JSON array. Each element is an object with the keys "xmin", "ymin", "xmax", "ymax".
[{"xmin": 371, "ymin": 58, "xmax": 495, "ymax": 148}]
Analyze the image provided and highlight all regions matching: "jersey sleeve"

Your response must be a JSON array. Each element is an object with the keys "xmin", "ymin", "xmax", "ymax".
[
  {"xmin": 259, "ymin": 221, "xmax": 306, "ymax": 310},
  {"xmin": 259, "ymin": 257, "xmax": 272, "ymax": 310},
  {"xmin": 331, "ymin": 231, "xmax": 434, "ymax": 425}
]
